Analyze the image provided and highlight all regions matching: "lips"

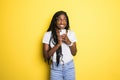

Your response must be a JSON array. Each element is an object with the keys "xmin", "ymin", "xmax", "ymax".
[{"xmin": 57, "ymin": 24, "xmax": 66, "ymax": 29}]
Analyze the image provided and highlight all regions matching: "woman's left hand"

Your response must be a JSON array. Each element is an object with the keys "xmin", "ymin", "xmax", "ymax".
[
  {"xmin": 61, "ymin": 34, "xmax": 71, "ymax": 45},
  {"xmin": 61, "ymin": 34, "xmax": 77, "ymax": 56}
]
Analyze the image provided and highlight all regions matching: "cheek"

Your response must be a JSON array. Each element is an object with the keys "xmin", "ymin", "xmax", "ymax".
[
  {"xmin": 65, "ymin": 22, "xmax": 67, "ymax": 25},
  {"xmin": 56, "ymin": 23, "xmax": 60, "ymax": 27},
  {"xmin": 56, "ymin": 21, "xmax": 60, "ymax": 25}
]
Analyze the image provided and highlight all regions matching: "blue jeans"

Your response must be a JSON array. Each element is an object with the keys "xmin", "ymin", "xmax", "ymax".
[{"xmin": 50, "ymin": 60, "xmax": 75, "ymax": 80}]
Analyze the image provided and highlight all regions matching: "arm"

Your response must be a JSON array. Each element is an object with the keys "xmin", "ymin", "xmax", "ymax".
[
  {"xmin": 43, "ymin": 43, "xmax": 61, "ymax": 60},
  {"xmin": 65, "ymin": 41, "xmax": 77, "ymax": 56},
  {"xmin": 62, "ymin": 34, "xmax": 77, "ymax": 56},
  {"xmin": 68, "ymin": 42, "xmax": 77, "ymax": 56},
  {"xmin": 43, "ymin": 29, "xmax": 62, "ymax": 59}
]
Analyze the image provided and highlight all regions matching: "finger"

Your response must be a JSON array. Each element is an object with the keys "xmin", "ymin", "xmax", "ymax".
[{"xmin": 61, "ymin": 34, "xmax": 66, "ymax": 38}]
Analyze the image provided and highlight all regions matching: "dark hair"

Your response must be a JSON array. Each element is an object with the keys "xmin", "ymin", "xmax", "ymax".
[{"xmin": 47, "ymin": 11, "xmax": 70, "ymax": 66}]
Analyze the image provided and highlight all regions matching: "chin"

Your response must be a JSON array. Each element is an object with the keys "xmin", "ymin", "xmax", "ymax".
[{"xmin": 61, "ymin": 27, "xmax": 65, "ymax": 29}]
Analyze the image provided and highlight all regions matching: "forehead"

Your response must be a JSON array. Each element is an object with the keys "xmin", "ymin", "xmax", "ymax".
[{"xmin": 57, "ymin": 14, "xmax": 67, "ymax": 19}]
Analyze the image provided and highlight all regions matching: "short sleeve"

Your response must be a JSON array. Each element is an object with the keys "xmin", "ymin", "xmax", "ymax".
[
  {"xmin": 42, "ymin": 31, "xmax": 51, "ymax": 44},
  {"xmin": 68, "ymin": 30, "xmax": 77, "ymax": 42}
]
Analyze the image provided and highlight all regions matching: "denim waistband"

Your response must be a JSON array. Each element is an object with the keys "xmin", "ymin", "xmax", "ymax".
[{"xmin": 52, "ymin": 59, "xmax": 73, "ymax": 65}]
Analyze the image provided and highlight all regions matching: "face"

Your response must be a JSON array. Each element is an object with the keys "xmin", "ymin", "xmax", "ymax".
[{"xmin": 56, "ymin": 14, "xmax": 67, "ymax": 29}]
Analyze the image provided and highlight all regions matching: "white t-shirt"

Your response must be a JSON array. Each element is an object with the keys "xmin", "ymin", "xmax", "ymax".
[{"xmin": 42, "ymin": 30, "xmax": 76, "ymax": 64}]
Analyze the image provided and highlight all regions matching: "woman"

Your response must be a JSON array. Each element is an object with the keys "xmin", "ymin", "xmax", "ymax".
[{"xmin": 42, "ymin": 10, "xmax": 77, "ymax": 80}]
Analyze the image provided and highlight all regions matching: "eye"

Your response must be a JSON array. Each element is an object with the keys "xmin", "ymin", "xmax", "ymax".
[
  {"xmin": 57, "ymin": 18, "xmax": 61, "ymax": 21},
  {"xmin": 57, "ymin": 18, "xmax": 67, "ymax": 22}
]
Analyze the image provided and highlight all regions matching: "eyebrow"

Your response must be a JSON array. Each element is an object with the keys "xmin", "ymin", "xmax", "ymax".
[{"xmin": 57, "ymin": 17, "xmax": 67, "ymax": 19}]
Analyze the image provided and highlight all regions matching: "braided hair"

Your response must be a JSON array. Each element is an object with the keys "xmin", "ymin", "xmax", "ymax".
[{"xmin": 47, "ymin": 11, "xmax": 70, "ymax": 66}]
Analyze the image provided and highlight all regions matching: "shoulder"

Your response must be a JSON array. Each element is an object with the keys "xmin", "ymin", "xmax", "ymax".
[
  {"xmin": 67, "ymin": 30, "xmax": 75, "ymax": 35},
  {"xmin": 44, "ymin": 31, "xmax": 52, "ymax": 37},
  {"xmin": 42, "ymin": 31, "xmax": 52, "ymax": 44},
  {"xmin": 67, "ymin": 30, "xmax": 77, "ymax": 42},
  {"xmin": 45, "ymin": 31, "xmax": 51, "ymax": 34}
]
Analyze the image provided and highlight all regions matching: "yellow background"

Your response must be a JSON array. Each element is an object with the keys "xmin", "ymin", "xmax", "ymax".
[{"xmin": 1, "ymin": 0, "xmax": 120, "ymax": 80}]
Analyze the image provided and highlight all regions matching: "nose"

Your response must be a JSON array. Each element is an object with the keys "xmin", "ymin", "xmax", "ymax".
[
  {"xmin": 61, "ymin": 20, "xmax": 64, "ymax": 24},
  {"xmin": 60, "ymin": 19, "xmax": 66, "ymax": 24}
]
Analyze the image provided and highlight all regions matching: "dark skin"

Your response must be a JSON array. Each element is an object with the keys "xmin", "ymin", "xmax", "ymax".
[{"xmin": 43, "ymin": 14, "xmax": 77, "ymax": 60}]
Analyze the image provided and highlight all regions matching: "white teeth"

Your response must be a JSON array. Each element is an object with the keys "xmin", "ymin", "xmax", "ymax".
[{"xmin": 60, "ymin": 25, "xmax": 64, "ymax": 27}]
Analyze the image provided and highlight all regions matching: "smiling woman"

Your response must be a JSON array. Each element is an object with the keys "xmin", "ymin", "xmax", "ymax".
[
  {"xmin": 42, "ymin": 11, "xmax": 77, "ymax": 80},
  {"xmin": 1, "ymin": 0, "xmax": 120, "ymax": 80},
  {"xmin": 56, "ymin": 14, "xmax": 67, "ymax": 29}
]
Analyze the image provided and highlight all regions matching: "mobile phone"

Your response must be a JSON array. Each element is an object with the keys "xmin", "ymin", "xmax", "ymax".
[{"xmin": 60, "ymin": 29, "xmax": 66, "ymax": 35}]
